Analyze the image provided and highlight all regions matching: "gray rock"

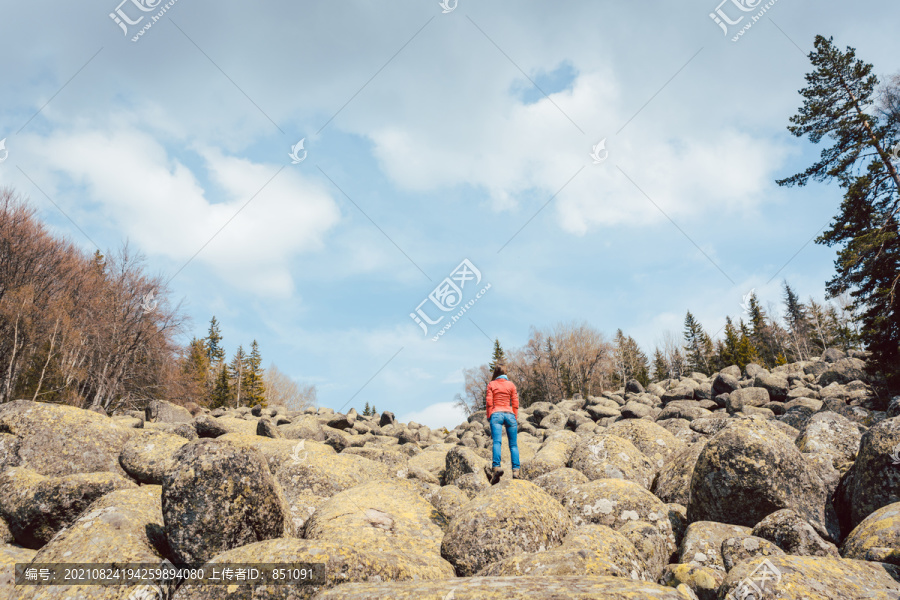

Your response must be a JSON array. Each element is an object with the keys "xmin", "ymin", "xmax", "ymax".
[
  {"xmin": 256, "ymin": 417, "xmax": 282, "ymax": 438},
  {"xmin": 193, "ymin": 414, "xmax": 228, "ymax": 438},
  {"xmin": 162, "ymin": 439, "xmax": 293, "ymax": 563},
  {"xmin": 752, "ymin": 508, "xmax": 839, "ymax": 557},
  {"xmin": 721, "ymin": 535, "xmax": 785, "ymax": 571},
  {"xmin": 726, "ymin": 387, "xmax": 770, "ymax": 413},
  {"xmin": 687, "ymin": 420, "xmax": 831, "ymax": 541},
  {"xmin": 754, "ymin": 372, "xmax": 790, "ymax": 401}
]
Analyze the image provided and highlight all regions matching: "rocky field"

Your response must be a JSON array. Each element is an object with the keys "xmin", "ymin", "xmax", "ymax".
[{"xmin": 1, "ymin": 348, "xmax": 900, "ymax": 599}]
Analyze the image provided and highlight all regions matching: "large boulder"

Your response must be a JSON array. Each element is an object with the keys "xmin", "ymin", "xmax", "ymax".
[
  {"xmin": 754, "ymin": 372, "xmax": 790, "ymax": 401},
  {"xmin": 795, "ymin": 411, "xmax": 861, "ymax": 470},
  {"xmin": 171, "ymin": 537, "xmax": 452, "ymax": 600},
  {"xmin": 161, "ymin": 439, "xmax": 293, "ymax": 563},
  {"xmin": 720, "ymin": 534, "xmax": 785, "ymax": 571},
  {"xmin": 652, "ymin": 441, "xmax": 706, "ymax": 506},
  {"xmin": 818, "ymin": 357, "xmax": 867, "ymax": 386},
  {"xmin": 0, "ymin": 400, "xmax": 134, "ymax": 477},
  {"xmin": 118, "ymin": 428, "xmax": 189, "ymax": 485},
  {"xmin": 145, "ymin": 399, "xmax": 192, "ymax": 423},
  {"xmin": 216, "ymin": 432, "xmax": 334, "ymax": 474},
  {"xmin": 568, "ymin": 433, "xmax": 655, "ymax": 489},
  {"xmin": 442, "ymin": 446, "xmax": 489, "ymax": 486},
  {"xmin": 725, "ymin": 387, "xmax": 770, "ymax": 413},
  {"xmin": 520, "ymin": 430, "xmax": 579, "ymax": 480},
  {"xmin": 560, "ymin": 478, "xmax": 676, "ymax": 560},
  {"xmin": 10, "ymin": 486, "xmax": 169, "ymax": 600},
  {"xmin": 660, "ymin": 563, "xmax": 724, "ymax": 600},
  {"xmin": 441, "ymin": 480, "xmax": 573, "ymax": 576},
  {"xmin": 275, "ymin": 447, "xmax": 389, "ymax": 499},
  {"xmin": 304, "ymin": 480, "xmax": 449, "ymax": 562},
  {"xmin": 721, "ymin": 555, "xmax": 900, "ymax": 599},
  {"xmin": 477, "ymin": 524, "xmax": 653, "ymax": 581},
  {"xmin": 678, "ymin": 521, "xmax": 752, "ymax": 572},
  {"xmin": 311, "ymin": 576, "xmax": 691, "ymax": 600},
  {"xmin": 192, "ymin": 414, "xmax": 229, "ymax": 438},
  {"xmin": 605, "ymin": 419, "xmax": 685, "ymax": 471},
  {"xmin": 751, "ymin": 508, "xmax": 839, "ymax": 558},
  {"xmin": 842, "ymin": 501, "xmax": 900, "ymax": 564},
  {"xmin": 836, "ymin": 417, "xmax": 900, "ymax": 535},
  {"xmin": 0, "ymin": 543, "xmax": 36, "ymax": 600},
  {"xmin": 687, "ymin": 420, "xmax": 831, "ymax": 540},
  {"xmin": 0, "ymin": 467, "xmax": 135, "ymax": 549},
  {"xmin": 532, "ymin": 468, "xmax": 589, "ymax": 504}
]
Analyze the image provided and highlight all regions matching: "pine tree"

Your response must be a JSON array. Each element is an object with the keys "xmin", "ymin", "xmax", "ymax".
[
  {"xmin": 489, "ymin": 339, "xmax": 507, "ymax": 371},
  {"xmin": 652, "ymin": 348, "xmax": 669, "ymax": 382},
  {"xmin": 783, "ymin": 281, "xmax": 812, "ymax": 361},
  {"xmin": 777, "ymin": 35, "xmax": 900, "ymax": 387},
  {"xmin": 182, "ymin": 338, "xmax": 209, "ymax": 402},
  {"xmin": 244, "ymin": 340, "xmax": 266, "ymax": 406},
  {"xmin": 206, "ymin": 317, "xmax": 225, "ymax": 365},
  {"xmin": 371, "ymin": 405, "xmax": 377, "ymax": 415},
  {"xmin": 719, "ymin": 317, "xmax": 740, "ymax": 368},
  {"xmin": 210, "ymin": 363, "xmax": 231, "ymax": 409},
  {"xmin": 363, "ymin": 401, "xmax": 371, "ymax": 416},
  {"xmin": 683, "ymin": 311, "xmax": 713, "ymax": 374},
  {"xmin": 229, "ymin": 345, "xmax": 246, "ymax": 407}
]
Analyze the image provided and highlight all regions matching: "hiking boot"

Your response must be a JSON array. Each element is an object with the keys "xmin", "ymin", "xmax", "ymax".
[
  {"xmin": 489, "ymin": 467, "xmax": 504, "ymax": 485},
  {"xmin": 483, "ymin": 465, "xmax": 493, "ymax": 483},
  {"xmin": 512, "ymin": 469, "xmax": 521, "ymax": 480}
]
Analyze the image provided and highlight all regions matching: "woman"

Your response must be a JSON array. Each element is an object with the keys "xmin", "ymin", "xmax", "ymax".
[{"xmin": 483, "ymin": 364, "xmax": 520, "ymax": 485}]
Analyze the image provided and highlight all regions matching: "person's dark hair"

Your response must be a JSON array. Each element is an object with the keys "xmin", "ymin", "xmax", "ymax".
[{"xmin": 492, "ymin": 363, "xmax": 507, "ymax": 380}]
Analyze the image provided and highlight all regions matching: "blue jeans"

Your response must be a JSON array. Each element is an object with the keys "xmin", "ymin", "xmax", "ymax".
[{"xmin": 490, "ymin": 411, "xmax": 520, "ymax": 470}]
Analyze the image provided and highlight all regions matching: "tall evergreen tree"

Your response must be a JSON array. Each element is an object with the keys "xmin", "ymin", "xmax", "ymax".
[
  {"xmin": 229, "ymin": 345, "xmax": 246, "ymax": 406},
  {"xmin": 244, "ymin": 340, "xmax": 266, "ymax": 406},
  {"xmin": 651, "ymin": 348, "xmax": 669, "ymax": 382},
  {"xmin": 210, "ymin": 363, "xmax": 231, "ymax": 409},
  {"xmin": 683, "ymin": 311, "xmax": 713, "ymax": 374},
  {"xmin": 489, "ymin": 339, "xmax": 507, "ymax": 371},
  {"xmin": 783, "ymin": 281, "xmax": 812, "ymax": 361},
  {"xmin": 205, "ymin": 317, "xmax": 225, "ymax": 365},
  {"xmin": 777, "ymin": 35, "xmax": 900, "ymax": 388}
]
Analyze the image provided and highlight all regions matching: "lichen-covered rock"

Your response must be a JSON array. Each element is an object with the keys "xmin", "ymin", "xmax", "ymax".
[
  {"xmin": 667, "ymin": 503, "xmax": 688, "ymax": 548},
  {"xmin": 618, "ymin": 519, "xmax": 671, "ymax": 579},
  {"xmin": 426, "ymin": 484, "xmax": 469, "ymax": 523},
  {"xmin": 752, "ymin": 508, "xmax": 839, "ymax": 557},
  {"xmin": 1, "ymin": 542, "xmax": 36, "ymax": 600},
  {"xmin": 836, "ymin": 417, "xmax": 900, "ymax": 535},
  {"xmin": 119, "ymin": 428, "xmax": 189, "ymax": 484},
  {"xmin": 679, "ymin": 521, "xmax": 752, "ymax": 571},
  {"xmin": 725, "ymin": 387, "xmax": 771, "ymax": 413},
  {"xmin": 192, "ymin": 413, "xmax": 228, "ymax": 438},
  {"xmin": 172, "ymin": 537, "xmax": 451, "ymax": 600},
  {"xmin": 568, "ymin": 433, "xmax": 655, "ymax": 489},
  {"xmin": 653, "ymin": 442, "xmax": 705, "ymax": 506},
  {"xmin": 656, "ymin": 401, "xmax": 712, "ymax": 422},
  {"xmin": 605, "ymin": 419, "xmax": 685, "ymax": 472},
  {"xmin": 146, "ymin": 399, "xmax": 192, "ymax": 423},
  {"xmin": 341, "ymin": 446, "xmax": 409, "ymax": 478},
  {"xmin": 216, "ymin": 432, "xmax": 334, "ymax": 475},
  {"xmin": 279, "ymin": 415, "xmax": 327, "ymax": 441},
  {"xmin": 687, "ymin": 420, "xmax": 830, "ymax": 540},
  {"xmin": 720, "ymin": 535, "xmax": 785, "ymax": 571},
  {"xmin": 532, "ymin": 467, "xmax": 589, "ymax": 504},
  {"xmin": 660, "ymin": 563, "xmax": 724, "ymax": 600},
  {"xmin": 0, "ymin": 400, "xmax": 134, "ymax": 477},
  {"xmin": 842, "ymin": 502, "xmax": 900, "ymax": 564},
  {"xmin": 818, "ymin": 357, "xmax": 867, "ymax": 386},
  {"xmin": 144, "ymin": 421, "xmax": 198, "ymax": 441},
  {"xmin": 11, "ymin": 486, "xmax": 169, "ymax": 600},
  {"xmin": 560, "ymin": 478, "xmax": 676, "ymax": 561},
  {"xmin": 407, "ymin": 448, "xmax": 448, "ymax": 482},
  {"xmin": 520, "ymin": 430, "xmax": 579, "ymax": 480},
  {"xmin": 795, "ymin": 411, "xmax": 861, "ymax": 470},
  {"xmin": 305, "ymin": 480, "xmax": 448, "ymax": 560},
  {"xmin": 275, "ymin": 448, "xmax": 389, "ymax": 500},
  {"xmin": 162, "ymin": 439, "xmax": 293, "ymax": 563},
  {"xmin": 720, "ymin": 555, "xmax": 900, "ymax": 599},
  {"xmin": 477, "ymin": 524, "xmax": 652, "ymax": 581},
  {"xmin": 442, "ymin": 446, "xmax": 489, "ymax": 486},
  {"xmin": 311, "ymin": 575, "xmax": 689, "ymax": 599},
  {"xmin": 441, "ymin": 480, "xmax": 573, "ymax": 576},
  {"xmin": 754, "ymin": 372, "xmax": 790, "ymax": 401},
  {"xmin": 0, "ymin": 467, "xmax": 135, "ymax": 549}
]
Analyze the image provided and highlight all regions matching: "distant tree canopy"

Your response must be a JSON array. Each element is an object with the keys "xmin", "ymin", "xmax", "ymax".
[{"xmin": 0, "ymin": 188, "xmax": 318, "ymax": 413}]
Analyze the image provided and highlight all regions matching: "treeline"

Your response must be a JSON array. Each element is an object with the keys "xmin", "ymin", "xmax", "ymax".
[
  {"xmin": 455, "ymin": 285, "xmax": 862, "ymax": 415},
  {"xmin": 0, "ymin": 189, "xmax": 181, "ymax": 411},
  {"xmin": 0, "ymin": 188, "xmax": 316, "ymax": 413},
  {"xmin": 175, "ymin": 317, "xmax": 316, "ymax": 411}
]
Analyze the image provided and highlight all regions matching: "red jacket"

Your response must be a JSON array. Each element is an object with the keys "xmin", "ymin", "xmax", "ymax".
[{"xmin": 486, "ymin": 377, "xmax": 518, "ymax": 419}]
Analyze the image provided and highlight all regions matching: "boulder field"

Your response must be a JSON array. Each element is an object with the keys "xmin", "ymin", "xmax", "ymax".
[{"xmin": 1, "ymin": 350, "xmax": 899, "ymax": 598}]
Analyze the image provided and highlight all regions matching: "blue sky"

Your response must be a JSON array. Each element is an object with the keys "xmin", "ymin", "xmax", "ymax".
[{"xmin": 1, "ymin": 0, "xmax": 897, "ymax": 428}]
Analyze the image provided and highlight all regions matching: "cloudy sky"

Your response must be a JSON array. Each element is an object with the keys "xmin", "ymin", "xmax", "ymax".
[{"xmin": 1, "ymin": 0, "xmax": 897, "ymax": 428}]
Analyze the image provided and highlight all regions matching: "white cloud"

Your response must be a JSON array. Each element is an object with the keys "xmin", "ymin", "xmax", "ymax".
[
  {"xmin": 401, "ymin": 401, "xmax": 468, "ymax": 430},
  {"xmin": 18, "ymin": 124, "xmax": 341, "ymax": 296}
]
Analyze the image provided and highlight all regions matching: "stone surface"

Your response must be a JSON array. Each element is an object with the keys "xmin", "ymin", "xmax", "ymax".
[
  {"xmin": 162, "ymin": 438, "xmax": 293, "ymax": 563},
  {"xmin": 441, "ymin": 480, "xmax": 573, "ymax": 576},
  {"xmin": 0, "ymin": 467, "xmax": 135, "ymax": 549},
  {"xmin": 752, "ymin": 508, "xmax": 839, "ymax": 557},
  {"xmin": 119, "ymin": 428, "xmax": 189, "ymax": 485},
  {"xmin": 568, "ymin": 433, "xmax": 655, "ymax": 489},
  {"xmin": 687, "ymin": 420, "xmax": 831, "ymax": 540}
]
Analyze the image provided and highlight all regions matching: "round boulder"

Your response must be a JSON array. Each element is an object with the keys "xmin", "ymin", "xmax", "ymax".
[
  {"xmin": 161, "ymin": 439, "xmax": 293, "ymax": 563},
  {"xmin": 441, "ymin": 480, "xmax": 573, "ymax": 576},
  {"xmin": 569, "ymin": 433, "xmax": 655, "ymax": 489}
]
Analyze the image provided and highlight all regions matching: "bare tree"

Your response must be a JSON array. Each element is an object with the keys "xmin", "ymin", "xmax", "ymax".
[{"xmin": 264, "ymin": 364, "xmax": 317, "ymax": 412}]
